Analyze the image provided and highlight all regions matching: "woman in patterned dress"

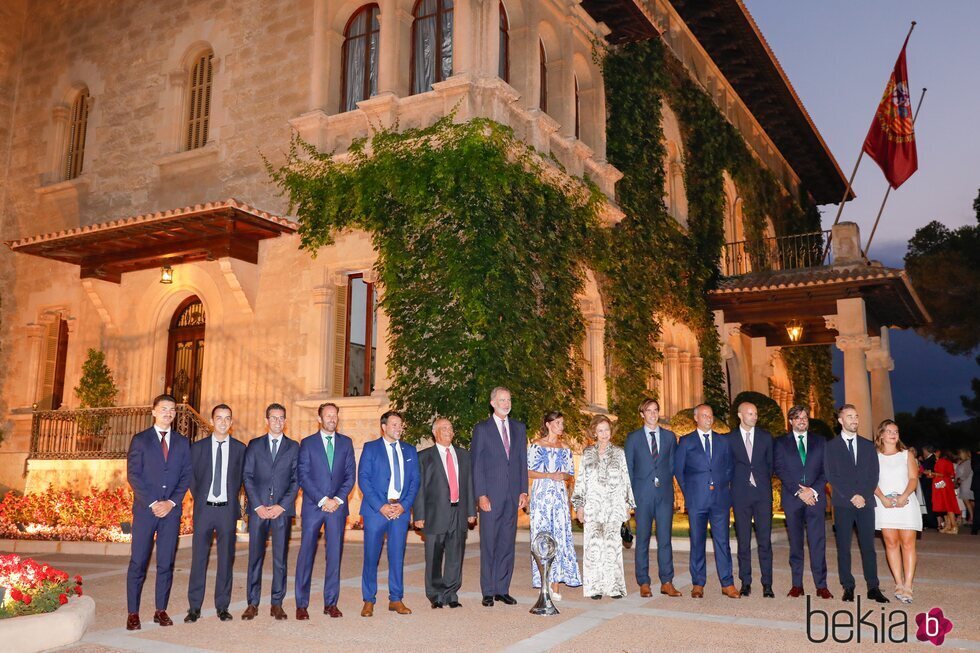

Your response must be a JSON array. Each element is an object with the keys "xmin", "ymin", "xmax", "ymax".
[
  {"xmin": 528, "ymin": 411, "xmax": 582, "ymax": 600},
  {"xmin": 571, "ymin": 415, "xmax": 635, "ymax": 600}
]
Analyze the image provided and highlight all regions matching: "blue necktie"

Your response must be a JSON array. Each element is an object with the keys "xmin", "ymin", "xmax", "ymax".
[
  {"xmin": 703, "ymin": 433, "xmax": 711, "ymax": 462},
  {"xmin": 391, "ymin": 442, "xmax": 402, "ymax": 493},
  {"xmin": 846, "ymin": 437, "xmax": 856, "ymax": 465}
]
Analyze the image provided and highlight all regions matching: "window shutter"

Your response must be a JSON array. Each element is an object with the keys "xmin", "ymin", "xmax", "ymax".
[
  {"xmin": 332, "ymin": 281, "xmax": 348, "ymax": 395},
  {"xmin": 38, "ymin": 319, "xmax": 66, "ymax": 409}
]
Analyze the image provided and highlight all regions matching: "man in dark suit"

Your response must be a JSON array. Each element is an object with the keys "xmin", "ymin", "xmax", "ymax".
[
  {"xmin": 185, "ymin": 404, "xmax": 246, "ymax": 623},
  {"xmin": 294, "ymin": 402, "xmax": 356, "ymax": 619},
  {"xmin": 414, "ymin": 418, "xmax": 477, "ymax": 608},
  {"xmin": 624, "ymin": 398, "xmax": 681, "ymax": 598},
  {"xmin": 824, "ymin": 404, "xmax": 889, "ymax": 603},
  {"xmin": 242, "ymin": 403, "xmax": 299, "ymax": 620},
  {"xmin": 773, "ymin": 405, "xmax": 832, "ymax": 599},
  {"xmin": 731, "ymin": 401, "xmax": 774, "ymax": 598},
  {"xmin": 358, "ymin": 410, "xmax": 420, "ymax": 617},
  {"xmin": 125, "ymin": 394, "xmax": 192, "ymax": 631},
  {"xmin": 472, "ymin": 386, "xmax": 528, "ymax": 607},
  {"xmin": 674, "ymin": 403, "xmax": 739, "ymax": 599}
]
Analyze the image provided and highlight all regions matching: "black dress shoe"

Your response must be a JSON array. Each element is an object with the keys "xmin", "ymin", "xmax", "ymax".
[
  {"xmin": 740, "ymin": 583, "xmax": 751, "ymax": 597},
  {"xmin": 216, "ymin": 609, "xmax": 233, "ymax": 621},
  {"xmin": 431, "ymin": 601, "xmax": 444, "ymax": 609},
  {"xmin": 611, "ymin": 595, "xmax": 623, "ymax": 599},
  {"xmin": 762, "ymin": 585, "xmax": 775, "ymax": 598},
  {"xmin": 448, "ymin": 601, "xmax": 462, "ymax": 608},
  {"xmin": 866, "ymin": 588, "xmax": 890, "ymax": 604},
  {"xmin": 842, "ymin": 588, "xmax": 855, "ymax": 602},
  {"xmin": 494, "ymin": 594, "xmax": 517, "ymax": 605},
  {"xmin": 482, "ymin": 595, "xmax": 494, "ymax": 607},
  {"xmin": 184, "ymin": 609, "xmax": 201, "ymax": 623},
  {"xmin": 590, "ymin": 595, "xmax": 602, "ymax": 600}
]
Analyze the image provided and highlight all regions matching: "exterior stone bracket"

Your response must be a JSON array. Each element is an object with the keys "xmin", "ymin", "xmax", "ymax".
[
  {"xmin": 81, "ymin": 278, "xmax": 118, "ymax": 334},
  {"xmin": 217, "ymin": 257, "xmax": 258, "ymax": 313}
]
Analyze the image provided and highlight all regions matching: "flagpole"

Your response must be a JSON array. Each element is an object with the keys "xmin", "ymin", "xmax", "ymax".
[
  {"xmin": 822, "ymin": 20, "xmax": 916, "ymax": 263},
  {"xmin": 863, "ymin": 87, "xmax": 927, "ymax": 257}
]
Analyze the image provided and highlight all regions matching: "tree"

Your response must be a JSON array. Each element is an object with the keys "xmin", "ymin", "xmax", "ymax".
[
  {"xmin": 74, "ymin": 349, "xmax": 118, "ymax": 409},
  {"xmin": 728, "ymin": 391, "xmax": 784, "ymax": 436},
  {"xmin": 962, "ymin": 355, "xmax": 980, "ymax": 418},
  {"xmin": 904, "ymin": 189, "xmax": 980, "ymax": 355}
]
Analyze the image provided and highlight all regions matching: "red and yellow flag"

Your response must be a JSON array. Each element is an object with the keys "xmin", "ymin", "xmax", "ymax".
[{"xmin": 862, "ymin": 36, "xmax": 918, "ymax": 189}]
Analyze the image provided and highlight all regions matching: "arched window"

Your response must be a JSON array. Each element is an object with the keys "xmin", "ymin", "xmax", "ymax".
[
  {"xmin": 411, "ymin": 0, "xmax": 454, "ymax": 95},
  {"xmin": 498, "ymin": 2, "xmax": 509, "ymax": 83},
  {"xmin": 573, "ymin": 76, "xmax": 581, "ymax": 139},
  {"xmin": 64, "ymin": 88, "xmax": 90, "ymax": 180},
  {"xmin": 185, "ymin": 49, "xmax": 213, "ymax": 150},
  {"xmin": 538, "ymin": 40, "xmax": 547, "ymax": 112},
  {"xmin": 341, "ymin": 4, "xmax": 381, "ymax": 112}
]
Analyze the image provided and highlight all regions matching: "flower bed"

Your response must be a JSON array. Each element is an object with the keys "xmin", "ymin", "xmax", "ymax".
[
  {"xmin": 0, "ymin": 554, "xmax": 83, "ymax": 619},
  {"xmin": 0, "ymin": 485, "xmax": 193, "ymax": 543}
]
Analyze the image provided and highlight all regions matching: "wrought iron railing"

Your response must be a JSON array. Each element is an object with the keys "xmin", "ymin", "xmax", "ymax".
[
  {"xmin": 29, "ymin": 404, "xmax": 212, "ymax": 460},
  {"xmin": 721, "ymin": 230, "xmax": 830, "ymax": 277}
]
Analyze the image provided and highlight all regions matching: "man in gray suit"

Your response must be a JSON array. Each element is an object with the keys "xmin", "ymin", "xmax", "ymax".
[
  {"xmin": 414, "ymin": 418, "xmax": 476, "ymax": 608},
  {"xmin": 242, "ymin": 403, "xmax": 299, "ymax": 620}
]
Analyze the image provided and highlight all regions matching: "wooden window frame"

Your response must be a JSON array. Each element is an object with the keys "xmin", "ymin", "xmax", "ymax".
[
  {"xmin": 539, "ymin": 40, "xmax": 547, "ymax": 113},
  {"xmin": 64, "ymin": 88, "xmax": 90, "ymax": 181},
  {"xmin": 342, "ymin": 273, "xmax": 377, "ymax": 397},
  {"xmin": 340, "ymin": 4, "xmax": 381, "ymax": 113},
  {"xmin": 185, "ymin": 50, "xmax": 214, "ymax": 151},
  {"xmin": 498, "ymin": 2, "xmax": 509, "ymax": 83},
  {"xmin": 410, "ymin": 0, "xmax": 454, "ymax": 95},
  {"xmin": 574, "ymin": 75, "xmax": 580, "ymax": 139}
]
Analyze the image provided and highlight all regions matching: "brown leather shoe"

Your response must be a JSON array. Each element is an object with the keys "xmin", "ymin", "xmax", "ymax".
[
  {"xmin": 296, "ymin": 607, "xmax": 310, "ymax": 620},
  {"xmin": 241, "ymin": 604, "xmax": 258, "ymax": 620},
  {"xmin": 271, "ymin": 604, "xmax": 288, "ymax": 620},
  {"xmin": 126, "ymin": 612, "xmax": 141, "ymax": 631},
  {"xmin": 691, "ymin": 585, "xmax": 704, "ymax": 598},
  {"xmin": 660, "ymin": 582, "xmax": 682, "ymax": 597},
  {"xmin": 721, "ymin": 585, "xmax": 740, "ymax": 599},
  {"xmin": 324, "ymin": 605, "xmax": 343, "ymax": 618},
  {"xmin": 639, "ymin": 583, "xmax": 652, "ymax": 597},
  {"xmin": 361, "ymin": 601, "xmax": 374, "ymax": 617},
  {"xmin": 787, "ymin": 585, "xmax": 804, "ymax": 598},
  {"xmin": 153, "ymin": 610, "xmax": 173, "ymax": 626},
  {"xmin": 388, "ymin": 600, "xmax": 412, "ymax": 615},
  {"xmin": 815, "ymin": 587, "xmax": 834, "ymax": 599}
]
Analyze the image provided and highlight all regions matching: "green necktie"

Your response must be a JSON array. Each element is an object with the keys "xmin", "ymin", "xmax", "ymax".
[
  {"xmin": 326, "ymin": 435, "xmax": 335, "ymax": 469},
  {"xmin": 797, "ymin": 434, "xmax": 807, "ymax": 465}
]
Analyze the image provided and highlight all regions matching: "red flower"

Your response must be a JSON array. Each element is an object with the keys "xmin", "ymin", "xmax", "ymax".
[
  {"xmin": 59, "ymin": 593, "xmax": 68, "ymax": 605},
  {"xmin": 22, "ymin": 595, "xmax": 31, "ymax": 605},
  {"xmin": 10, "ymin": 588, "xmax": 23, "ymax": 601},
  {"xmin": 74, "ymin": 575, "xmax": 83, "ymax": 584},
  {"xmin": 75, "ymin": 585, "xmax": 83, "ymax": 596}
]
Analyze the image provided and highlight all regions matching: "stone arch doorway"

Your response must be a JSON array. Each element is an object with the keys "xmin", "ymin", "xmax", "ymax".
[{"xmin": 165, "ymin": 296, "xmax": 206, "ymax": 410}]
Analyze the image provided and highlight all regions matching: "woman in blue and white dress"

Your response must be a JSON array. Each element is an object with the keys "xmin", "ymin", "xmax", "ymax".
[{"xmin": 528, "ymin": 411, "xmax": 582, "ymax": 600}]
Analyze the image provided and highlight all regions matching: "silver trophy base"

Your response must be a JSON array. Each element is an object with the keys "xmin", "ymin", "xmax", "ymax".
[{"xmin": 529, "ymin": 559, "xmax": 560, "ymax": 616}]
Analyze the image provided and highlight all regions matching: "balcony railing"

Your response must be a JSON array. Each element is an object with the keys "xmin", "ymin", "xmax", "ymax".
[
  {"xmin": 29, "ymin": 404, "xmax": 213, "ymax": 460},
  {"xmin": 721, "ymin": 230, "xmax": 830, "ymax": 277}
]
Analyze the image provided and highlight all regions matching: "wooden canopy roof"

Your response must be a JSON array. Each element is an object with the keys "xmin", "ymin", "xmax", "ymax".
[
  {"xmin": 7, "ymin": 199, "xmax": 297, "ymax": 283},
  {"xmin": 708, "ymin": 265, "xmax": 931, "ymax": 347}
]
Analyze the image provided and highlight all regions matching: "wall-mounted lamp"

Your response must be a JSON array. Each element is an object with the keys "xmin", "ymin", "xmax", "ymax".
[
  {"xmin": 785, "ymin": 319, "xmax": 804, "ymax": 343},
  {"xmin": 160, "ymin": 265, "xmax": 174, "ymax": 284}
]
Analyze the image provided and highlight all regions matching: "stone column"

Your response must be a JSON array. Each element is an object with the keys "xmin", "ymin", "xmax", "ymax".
[
  {"xmin": 583, "ymin": 311, "xmax": 608, "ymax": 409},
  {"xmin": 831, "ymin": 297, "xmax": 873, "ymax": 438},
  {"xmin": 311, "ymin": 285, "xmax": 335, "ymax": 394},
  {"xmin": 365, "ymin": 272, "xmax": 392, "ymax": 399},
  {"xmin": 25, "ymin": 323, "xmax": 46, "ymax": 407},
  {"xmin": 691, "ymin": 355, "xmax": 704, "ymax": 405},
  {"xmin": 376, "ymin": 0, "xmax": 404, "ymax": 96},
  {"xmin": 750, "ymin": 336, "xmax": 772, "ymax": 394},
  {"xmin": 652, "ymin": 341, "xmax": 665, "ymax": 408},
  {"xmin": 865, "ymin": 326, "xmax": 896, "ymax": 429},
  {"xmin": 678, "ymin": 351, "xmax": 692, "ymax": 411},
  {"xmin": 664, "ymin": 346, "xmax": 680, "ymax": 417}
]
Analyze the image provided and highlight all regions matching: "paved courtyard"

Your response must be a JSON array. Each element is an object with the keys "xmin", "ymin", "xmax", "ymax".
[{"xmin": 14, "ymin": 525, "xmax": 979, "ymax": 652}]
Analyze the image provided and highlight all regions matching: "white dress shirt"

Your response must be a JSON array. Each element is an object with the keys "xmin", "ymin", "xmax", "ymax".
[
  {"xmin": 645, "ymin": 426, "xmax": 661, "ymax": 484},
  {"xmin": 383, "ymin": 437, "xmax": 405, "ymax": 500},
  {"xmin": 697, "ymin": 430, "xmax": 713, "ymax": 456},
  {"xmin": 151, "ymin": 429, "xmax": 175, "ymax": 508},
  {"xmin": 436, "ymin": 443, "xmax": 459, "ymax": 487},
  {"xmin": 207, "ymin": 435, "xmax": 230, "ymax": 503},
  {"xmin": 841, "ymin": 431, "xmax": 859, "ymax": 464},
  {"xmin": 316, "ymin": 430, "xmax": 344, "ymax": 506},
  {"xmin": 793, "ymin": 431, "xmax": 819, "ymax": 502},
  {"xmin": 741, "ymin": 427, "xmax": 755, "ymax": 485},
  {"xmin": 269, "ymin": 434, "xmax": 282, "ymax": 459}
]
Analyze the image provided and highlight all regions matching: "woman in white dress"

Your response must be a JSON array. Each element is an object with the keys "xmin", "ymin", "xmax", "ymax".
[
  {"xmin": 571, "ymin": 415, "xmax": 635, "ymax": 600},
  {"xmin": 955, "ymin": 449, "xmax": 974, "ymax": 526},
  {"xmin": 873, "ymin": 419, "xmax": 922, "ymax": 604}
]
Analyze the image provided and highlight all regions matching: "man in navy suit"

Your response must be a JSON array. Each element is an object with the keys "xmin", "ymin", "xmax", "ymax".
[
  {"xmin": 731, "ymin": 401, "xmax": 774, "ymax": 598},
  {"xmin": 472, "ymin": 386, "xmax": 528, "ymax": 607},
  {"xmin": 358, "ymin": 410, "xmax": 420, "ymax": 617},
  {"xmin": 674, "ymin": 404, "xmax": 739, "ymax": 599},
  {"xmin": 824, "ymin": 404, "xmax": 889, "ymax": 603},
  {"xmin": 242, "ymin": 403, "xmax": 298, "ymax": 621},
  {"xmin": 624, "ymin": 398, "xmax": 681, "ymax": 598},
  {"xmin": 125, "ymin": 394, "xmax": 192, "ymax": 631},
  {"xmin": 773, "ymin": 405, "xmax": 832, "ymax": 599},
  {"xmin": 294, "ymin": 402, "xmax": 356, "ymax": 619},
  {"xmin": 185, "ymin": 404, "xmax": 246, "ymax": 623}
]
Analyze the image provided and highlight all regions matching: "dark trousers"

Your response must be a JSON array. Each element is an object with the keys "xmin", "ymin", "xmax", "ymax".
[
  {"xmin": 424, "ymin": 506, "xmax": 468, "ymax": 603},
  {"xmin": 733, "ymin": 495, "xmax": 773, "ymax": 586},
  {"xmin": 294, "ymin": 510, "xmax": 346, "ymax": 608},
  {"xmin": 833, "ymin": 503, "xmax": 879, "ymax": 591},
  {"xmin": 783, "ymin": 497, "xmax": 828, "ymax": 588},
  {"xmin": 633, "ymin": 491, "xmax": 674, "ymax": 586},
  {"xmin": 187, "ymin": 505, "xmax": 238, "ymax": 611},
  {"xmin": 246, "ymin": 511, "xmax": 291, "ymax": 606},
  {"xmin": 688, "ymin": 502, "xmax": 734, "ymax": 587},
  {"xmin": 921, "ymin": 484, "xmax": 938, "ymax": 529},
  {"xmin": 126, "ymin": 508, "xmax": 181, "ymax": 613},
  {"xmin": 478, "ymin": 497, "xmax": 517, "ymax": 595}
]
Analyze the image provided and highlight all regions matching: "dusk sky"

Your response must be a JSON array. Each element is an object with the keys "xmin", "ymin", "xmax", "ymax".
[{"xmin": 743, "ymin": 1, "xmax": 980, "ymax": 421}]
